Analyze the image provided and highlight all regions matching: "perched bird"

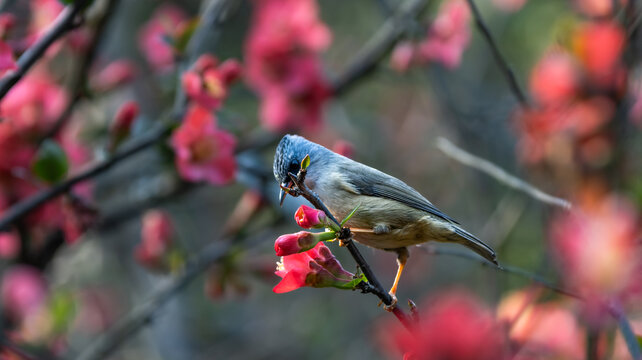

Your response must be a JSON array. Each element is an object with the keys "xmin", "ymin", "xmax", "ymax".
[{"xmin": 273, "ymin": 134, "xmax": 498, "ymax": 298}]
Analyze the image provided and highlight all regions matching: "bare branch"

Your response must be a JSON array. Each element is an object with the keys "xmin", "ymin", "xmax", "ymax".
[
  {"xmin": 0, "ymin": 0, "xmax": 88, "ymax": 100},
  {"xmin": 436, "ymin": 137, "xmax": 572, "ymax": 210},
  {"xmin": 74, "ymin": 241, "xmax": 231, "ymax": 360},
  {"xmin": 464, "ymin": 0, "xmax": 530, "ymax": 107},
  {"xmin": 329, "ymin": 0, "xmax": 430, "ymax": 95}
]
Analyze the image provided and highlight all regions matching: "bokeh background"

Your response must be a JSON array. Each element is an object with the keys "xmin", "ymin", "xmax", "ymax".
[{"xmin": 0, "ymin": 0, "xmax": 641, "ymax": 359}]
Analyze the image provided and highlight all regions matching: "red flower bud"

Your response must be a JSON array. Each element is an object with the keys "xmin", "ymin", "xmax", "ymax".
[
  {"xmin": 294, "ymin": 205, "xmax": 328, "ymax": 229},
  {"xmin": 109, "ymin": 101, "xmax": 139, "ymax": 151},
  {"xmin": 274, "ymin": 231, "xmax": 335, "ymax": 256}
]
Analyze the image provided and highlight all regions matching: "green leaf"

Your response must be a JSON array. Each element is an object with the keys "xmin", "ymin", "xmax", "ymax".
[
  {"xmin": 32, "ymin": 140, "xmax": 69, "ymax": 183},
  {"xmin": 48, "ymin": 291, "xmax": 77, "ymax": 334},
  {"xmin": 333, "ymin": 273, "xmax": 367, "ymax": 290},
  {"xmin": 300, "ymin": 154, "xmax": 310, "ymax": 170},
  {"xmin": 340, "ymin": 203, "xmax": 361, "ymax": 227}
]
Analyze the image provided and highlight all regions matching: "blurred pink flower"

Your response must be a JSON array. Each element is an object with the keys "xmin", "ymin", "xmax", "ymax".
[
  {"xmin": 0, "ymin": 231, "xmax": 19, "ymax": 258},
  {"xmin": 497, "ymin": 289, "xmax": 585, "ymax": 360},
  {"xmin": 380, "ymin": 290, "xmax": 507, "ymax": 360},
  {"xmin": 91, "ymin": 59, "xmax": 137, "ymax": 92},
  {"xmin": 0, "ymin": 13, "xmax": 15, "ymax": 38},
  {"xmin": 492, "ymin": 0, "xmax": 528, "ymax": 12},
  {"xmin": 109, "ymin": 101, "xmax": 139, "ymax": 151},
  {"xmin": 274, "ymin": 242, "xmax": 354, "ymax": 293},
  {"xmin": 573, "ymin": 21, "xmax": 626, "ymax": 88},
  {"xmin": 182, "ymin": 54, "xmax": 242, "ymax": 110},
  {"xmin": 1, "ymin": 266, "xmax": 47, "ymax": 321},
  {"xmin": 0, "ymin": 40, "xmax": 16, "ymax": 76},
  {"xmin": 171, "ymin": 105, "xmax": 236, "ymax": 185},
  {"xmin": 332, "ymin": 139, "xmax": 354, "ymax": 158},
  {"xmin": 138, "ymin": 5, "xmax": 187, "ymax": 72},
  {"xmin": 390, "ymin": 41, "xmax": 416, "ymax": 73},
  {"xmin": 418, "ymin": 0, "xmax": 472, "ymax": 69},
  {"xmin": 0, "ymin": 70, "xmax": 67, "ymax": 136},
  {"xmin": 551, "ymin": 189, "xmax": 642, "ymax": 322},
  {"xmin": 135, "ymin": 210, "xmax": 174, "ymax": 271},
  {"xmin": 245, "ymin": 0, "xmax": 331, "ymax": 132},
  {"xmin": 530, "ymin": 51, "xmax": 579, "ymax": 107}
]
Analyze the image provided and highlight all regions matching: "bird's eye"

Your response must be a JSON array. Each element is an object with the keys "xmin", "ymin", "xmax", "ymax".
[{"xmin": 287, "ymin": 162, "xmax": 300, "ymax": 176}]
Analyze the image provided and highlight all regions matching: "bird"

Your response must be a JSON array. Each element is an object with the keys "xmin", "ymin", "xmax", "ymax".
[{"xmin": 273, "ymin": 134, "xmax": 498, "ymax": 300}]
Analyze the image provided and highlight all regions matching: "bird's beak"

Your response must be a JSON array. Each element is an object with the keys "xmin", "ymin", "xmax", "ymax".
[{"xmin": 279, "ymin": 181, "xmax": 290, "ymax": 206}]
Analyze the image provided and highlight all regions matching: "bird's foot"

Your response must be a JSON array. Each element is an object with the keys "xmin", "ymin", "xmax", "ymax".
[{"xmin": 383, "ymin": 293, "xmax": 398, "ymax": 312}]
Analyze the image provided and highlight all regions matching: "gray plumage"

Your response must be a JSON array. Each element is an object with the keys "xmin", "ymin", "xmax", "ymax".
[{"xmin": 273, "ymin": 134, "xmax": 498, "ymax": 266}]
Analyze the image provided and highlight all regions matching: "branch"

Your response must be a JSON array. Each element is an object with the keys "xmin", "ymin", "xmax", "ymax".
[
  {"xmin": 0, "ymin": 0, "xmax": 88, "ymax": 100},
  {"xmin": 74, "ymin": 241, "xmax": 231, "ymax": 360},
  {"xmin": 436, "ymin": 137, "xmax": 572, "ymax": 210},
  {"xmin": 329, "ymin": 0, "xmax": 430, "ymax": 95},
  {"xmin": 464, "ymin": 0, "xmax": 530, "ymax": 107},
  {"xmin": 45, "ymin": 0, "xmax": 122, "ymax": 139},
  {"xmin": 285, "ymin": 161, "xmax": 414, "ymax": 331}
]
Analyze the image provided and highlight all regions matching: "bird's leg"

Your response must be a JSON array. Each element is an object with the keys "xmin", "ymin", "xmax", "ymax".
[{"xmin": 384, "ymin": 247, "xmax": 409, "ymax": 311}]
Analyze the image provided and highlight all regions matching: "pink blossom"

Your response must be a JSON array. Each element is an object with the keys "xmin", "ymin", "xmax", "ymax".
[
  {"xmin": 0, "ymin": 40, "xmax": 16, "ymax": 76},
  {"xmin": 332, "ymin": 139, "xmax": 354, "ymax": 158},
  {"xmin": 530, "ymin": 51, "xmax": 579, "ymax": 107},
  {"xmin": 573, "ymin": 21, "xmax": 626, "ymax": 88},
  {"xmin": 135, "ymin": 210, "xmax": 174, "ymax": 271},
  {"xmin": 497, "ymin": 289, "xmax": 585, "ymax": 359},
  {"xmin": 0, "ymin": 231, "xmax": 19, "ymax": 258},
  {"xmin": 91, "ymin": 60, "xmax": 137, "ymax": 92},
  {"xmin": 245, "ymin": 0, "xmax": 331, "ymax": 132},
  {"xmin": 109, "ymin": 101, "xmax": 139, "ymax": 151},
  {"xmin": 380, "ymin": 290, "xmax": 508, "ymax": 360},
  {"xmin": 0, "ymin": 13, "xmax": 16, "ymax": 38},
  {"xmin": 274, "ymin": 230, "xmax": 335, "ymax": 256},
  {"xmin": 170, "ymin": 106, "xmax": 237, "ymax": 185},
  {"xmin": 182, "ymin": 54, "xmax": 242, "ymax": 110},
  {"xmin": 1, "ymin": 266, "xmax": 47, "ymax": 321},
  {"xmin": 138, "ymin": 5, "xmax": 187, "ymax": 72},
  {"xmin": 418, "ymin": 0, "xmax": 472, "ymax": 69},
  {"xmin": 0, "ymin": 70, "xmax": 68, "ymax": 136},
  {"xmin": 551, "ymin": 189, "xmax": 642, "ymax": 322},
  {"xmin": 274, "ymin": 242, "xmax": 354, "ymax": 293},
  {"xmin": 573, "ymin": 0, "xmax": 627, "ymax": 17},
  {"xmin": 390, "ymin": 41, "xmax": 416, "ymax": 73}
]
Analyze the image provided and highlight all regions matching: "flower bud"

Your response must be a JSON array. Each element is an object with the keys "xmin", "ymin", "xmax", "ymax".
[
  {"xmin": 274, "ymin": 231, "xmax": 335, "ymax": 256},
  {"xmin": 294, "ymin": 205, "xmax": 329, "ymax": 229},
  {"xmin": 109, "ymin": 101, "xmax": 139, "ymax": 152}
]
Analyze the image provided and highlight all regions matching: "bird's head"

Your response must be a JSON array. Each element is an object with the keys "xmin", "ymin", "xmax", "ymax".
[{"xmin": 273, "ymin": 134, "xmax": 317, "ymax": 205}]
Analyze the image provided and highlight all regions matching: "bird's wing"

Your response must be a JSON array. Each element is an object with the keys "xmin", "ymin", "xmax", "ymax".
[{"xmin": 342, "ymin": 164, "xmax": 460, "ymax": 224}]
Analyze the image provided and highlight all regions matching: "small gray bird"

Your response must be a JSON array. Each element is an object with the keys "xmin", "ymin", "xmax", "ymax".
[{"xmin": 273, "ymin": 134, "xmax": 498, "ymax": 297}]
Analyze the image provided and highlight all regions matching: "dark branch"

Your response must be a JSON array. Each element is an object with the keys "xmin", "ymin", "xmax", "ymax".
[
  {"xmin": 0, "ymin": 0, "xmax": 88, "ymax": 100},
  {"xmin": 464, "ymin": 0, "xmax": 530, "ymax": 107}
]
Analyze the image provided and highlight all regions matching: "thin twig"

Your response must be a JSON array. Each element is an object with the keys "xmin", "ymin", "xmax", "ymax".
[
  {"xmin": 436, "ymin": 137, "xmax": 572, "ymax": 210},
  {"xmin": 286, "ymin": 162, "xmax": 414, "ymax": 331},
  {"xmin": 329, "ymin": 0, "xmax": 430, "ymax": 95},
  {"xmin": 45, "ymin": 0, "xmax": 122, "ymax": 140},
  {"xmin": 464, "ymin": 0, "xmax": 529, "ymax": 107},
  {"xmin": 74, "ymin": 241, "xmax": 231, "ymax": 360},
  {"xmin": 0, "ymin": 0, "xmax": 88, "ymax": 100}
]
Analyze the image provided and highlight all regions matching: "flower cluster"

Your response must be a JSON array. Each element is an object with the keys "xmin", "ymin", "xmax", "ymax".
[
  {"xmin": 135, "ymin": 210, "xmax": 184, "ymax": 273},
  {"xmin": 273, "ymin": 205, "xmax": 362, "ymax": 293},
  {"xmin": 515, "ymin": 20, "xmax": 626, "ymax": 167},
  {"xmin": 390, "ymin": 0, "xmax": 472, "ymax": 71},
  {"xmin": 138, "ymin": 5, "xmax": 188, "ymax": 72},
  {"xmin": 182, "ymin": 54, "xmax": 242, "ymax": 110},
  {"xmin": 245, "ymin": 0, "xmax": 331, "ymax": 132}
]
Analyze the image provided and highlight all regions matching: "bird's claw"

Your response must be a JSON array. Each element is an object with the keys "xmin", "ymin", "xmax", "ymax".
[{"xmin": 383, "ymin": 293, "xmax": 398, "ymax": 312}]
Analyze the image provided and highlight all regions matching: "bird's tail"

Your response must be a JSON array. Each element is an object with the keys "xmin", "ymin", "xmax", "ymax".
[{"xmin": 451, "ymin": 226, "xmax": 499, "ymax": 266}]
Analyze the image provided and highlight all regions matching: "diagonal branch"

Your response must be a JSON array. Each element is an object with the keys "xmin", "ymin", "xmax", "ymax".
[
  {"xmin": 329, "ymin": 0, "xmax": 430, "ymax": 95},
  {"xmin": 0, "ymin": 0, "xmax": 88, "ymax": 100},
  {"xmin": 75, "ymin": 241, "xmax": 231, "ymax": 360},
  {"xmin": 464, "ymin": 0, "xmax": 530, "ymax": 107},
  {"xmin": 436, "ymin": 137, "xmax": 572, "ymax": 210}
]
